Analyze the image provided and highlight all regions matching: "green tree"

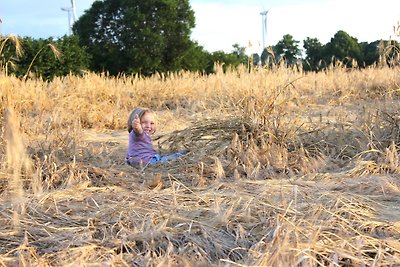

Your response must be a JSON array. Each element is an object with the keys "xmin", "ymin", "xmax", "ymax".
[
  {"xmin": 17, "ymin": 37, "xmax": 60, "ymax": 79},
  {"xmin": 324, "ymin": 30, "xmax": 362, "ymax": 67},
  {"xmin": 207, "ymin": 50, "xmax": 234, "ymax": 73},
  {"xmin": 179, "ymin": 41, "xmax": 210, "ymax": 72},
  {"xmin": 260, "ymin": 47, "xmax": 274, "ymax": 66},
  {"xmin": 231, "ymin": 43, "xmax": 248, "ymax": 65},
  {"xmin": 273, "ymin": 34, "xmax": 301, "ymax": 65},
  {"xmin": 54, "ymin": 35, "xmax": 91, "ymax": 76},
  {"xmin": 73, "ymin": 0, "xmax": 195, "ymax": 75},
  {"xmin": 360, "ymin": 41, "xmax": 380, "ymax": 66},
  {"xmin": 303, "ymin": 37, "xmax": 324, "ymax": 71},
  {"xmin": 1, "ymin": 36, "xmax": 89, "ymax": 79},
  {"xmin": 252, "ymin": 53, "xmax": 260, "ymax": 66},
  {"xmin": 205, "ymin": 44, "xmax": 248, "ymax": 73}
]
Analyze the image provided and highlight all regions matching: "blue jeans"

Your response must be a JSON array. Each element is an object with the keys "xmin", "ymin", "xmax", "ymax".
[{"xmin": 148, "ymin": 151, "xmax": 187, "ymax": 165}]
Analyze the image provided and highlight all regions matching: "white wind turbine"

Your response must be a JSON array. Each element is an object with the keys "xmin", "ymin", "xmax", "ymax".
[
  {"xmin": 61, "ymin": 0, "xmax": 77, "ymax": 35},
  {"xmin": 260, "ymin": 9, "xmax": 269, "ymax": 52},
  {"xmin": 71, "ymin": 0, "xmax": 77, "ymax": 23}
]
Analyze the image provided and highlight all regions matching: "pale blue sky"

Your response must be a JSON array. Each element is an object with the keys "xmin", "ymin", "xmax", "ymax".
[{"xmin": 1, "ymin": 0, "xmax": 399, "ymax": 54}]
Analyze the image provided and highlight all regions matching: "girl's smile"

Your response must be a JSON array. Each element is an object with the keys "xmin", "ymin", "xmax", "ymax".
[{"xmin": 140, "ymin": 112, "xmax": 155, "ymax": 134}]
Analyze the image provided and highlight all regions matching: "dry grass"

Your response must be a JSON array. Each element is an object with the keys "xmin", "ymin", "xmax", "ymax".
[{"xmin": 1, "ymin": 62, "xmax": 400, "ymax": 266}]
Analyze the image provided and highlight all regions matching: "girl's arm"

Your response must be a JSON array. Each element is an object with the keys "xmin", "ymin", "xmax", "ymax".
[{"xmin": 132, "ymin": 114, "xmax": 143, "ymax": 135}]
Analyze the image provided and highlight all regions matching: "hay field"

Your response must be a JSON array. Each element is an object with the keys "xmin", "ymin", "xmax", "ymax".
[{"xmin": 1, "ymin": 64, "xmax": 400, "ymax": 266}]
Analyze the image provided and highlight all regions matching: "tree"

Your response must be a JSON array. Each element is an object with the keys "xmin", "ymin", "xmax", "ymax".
[
  {"xmin": 252, "ymin": 53, "xmax": 260, "ymax": 66},
  {"xmin": 1, "ymin": 35, "xmax": 89, "ymax": 80},
  {"xmin": 324, "ymin": 30, "xmax": 362, "ymax": 67},
  {"xmin": 73, "ymin": 0, "xmax": 196, "ymax": 75},
  {"xmin": 176, "ymin": 41, "xmax": 209, "ymax": 72},
  {"xmin": 207, "ymin": 50, "xmax": 234, "ymax": 73},
  {"xmin": 231, "ymin": 43, "xmax": 248, "ymax": 64},
  {"xmin": 260, "ymin": 47, "xmax": 272, "ymax": 66},
  {"xmin": 205, "ymin": 44, "xmax": 248, "ymax": 73},
  {"xmin": 273, "ymin": 34, "xmax": 301, "ymax": 65},
  {"xmin": 303, "ymin": 37, "xmax": 324, "ymax": 71},
  {"xmin": 359, "ymin": 41, "xmax": 380, "ymax": 66}
]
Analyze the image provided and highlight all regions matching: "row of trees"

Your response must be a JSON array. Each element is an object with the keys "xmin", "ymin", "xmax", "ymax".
[
  {"xmin": 1, "ymin": 35, "xmax": 90, "ymax": 79},
  {"xmin": 259, "ymin": 31, "xmax": 399, "ymax": 71},
  {"xmin": 1, "ymin": 0, "xmax": 399, "ymax": 79},
  {"xmin": 0, "ymin": 33, "xmax": 247, "ymax": 79}
]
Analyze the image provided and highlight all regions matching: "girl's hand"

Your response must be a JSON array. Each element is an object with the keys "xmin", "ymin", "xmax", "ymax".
[{"xmin": 133, "ymin": 114, "xmax": 143, "ymax": 134}]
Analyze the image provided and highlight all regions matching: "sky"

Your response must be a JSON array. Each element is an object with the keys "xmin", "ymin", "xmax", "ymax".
[{"xmin": 1, "ymin": 0, "xmax": 399, "ymax": 55}]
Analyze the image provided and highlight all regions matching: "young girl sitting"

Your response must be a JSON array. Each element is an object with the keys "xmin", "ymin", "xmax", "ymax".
[{"xmin": 125, "ymin": 107, "xmax": 186, "ymax": 167}]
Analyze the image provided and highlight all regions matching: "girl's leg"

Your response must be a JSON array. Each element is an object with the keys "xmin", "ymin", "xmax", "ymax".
[
  {"xmin": 158, "ymin": 151, "xmax": 187, "ymax": 163},
  {"xmin": 149, "ymin": 151, "xmax": 187, "ymax": 164},
  {"xmin": 148, "ymin": 154, "xmax": 162, "ymax": 164}
]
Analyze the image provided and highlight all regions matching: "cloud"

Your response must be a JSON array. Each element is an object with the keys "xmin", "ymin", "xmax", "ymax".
[
  {"xmin": 191, "ymin": 2, "xmax": 262, "ymax": 53},
  {"xmin": 1, "ymin": 0, "xmax": 399, "ymax": 50},
  {"xmin": 191, "ymin": 0, "xmax": 400, "ymax": 54}
]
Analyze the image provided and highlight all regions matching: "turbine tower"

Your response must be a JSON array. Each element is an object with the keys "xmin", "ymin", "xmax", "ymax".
[
  {"xmin": 260, "ymin": 9, "xmax": 269, "ymax": 51},
  {"xmin": 61, "ymin": 7, "xmax": 73, "ymax": 35},
  {"xmin": 71, "ymin": 0, "xmax": 77, "ymax": 24},
  {"xmin": 61, "ymin": 0, "xmax": 77, "ymax": 35}
]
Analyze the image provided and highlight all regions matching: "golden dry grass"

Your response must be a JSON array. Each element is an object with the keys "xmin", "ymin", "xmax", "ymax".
[{"xmin": 1, "ymin": 63, "xmax": 400, "ymax": 266}]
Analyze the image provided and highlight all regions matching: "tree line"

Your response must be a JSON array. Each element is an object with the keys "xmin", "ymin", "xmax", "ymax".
[
  {"xmin": 1, "ymin": 0, "xmax": 399, "ymax": 80},
  {"xmin": 259, "ymin": 32, "xmax": 399, "ymax": 71}
]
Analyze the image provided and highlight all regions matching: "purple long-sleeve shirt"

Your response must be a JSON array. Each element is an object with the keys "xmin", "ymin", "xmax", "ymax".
[{"xmin": 126, "ymin": 131, "xmax": 157, "ymax": 165}]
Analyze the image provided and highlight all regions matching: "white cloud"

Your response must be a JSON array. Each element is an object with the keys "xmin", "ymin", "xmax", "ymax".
[
  {"xmin": 1, "ymin": 0, "xmax": 399, "ymax": 51},
  {"xmin": 191, "ymin": 0, "xmax": 400, "ymax": 54},
  {"xmin": 191, "ymin": 2, "xmax": 262, "ymax": 54}
]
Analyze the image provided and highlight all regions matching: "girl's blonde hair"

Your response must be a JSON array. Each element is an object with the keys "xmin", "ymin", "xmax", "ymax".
[{"xmin": 127, "ymin": 107, "xmax": 157, "ymax": 133}]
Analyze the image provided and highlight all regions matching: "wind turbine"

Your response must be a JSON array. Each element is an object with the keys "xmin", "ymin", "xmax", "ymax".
[
  {"xmin": 71, "ymin": 0, "xmax": 77, "ymax": 23},
  {"xmin": 61, "ymin": 0, "xmax": 77, "ymax": 35},
  {"xmin": 260, "ymin": 9, "xmax": 269, "ymax": 51}
]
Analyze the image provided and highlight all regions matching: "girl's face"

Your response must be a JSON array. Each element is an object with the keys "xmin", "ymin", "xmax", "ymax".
[{"xmin": 141, "ymin": 112, "xmax": 155, "ymax": 134}]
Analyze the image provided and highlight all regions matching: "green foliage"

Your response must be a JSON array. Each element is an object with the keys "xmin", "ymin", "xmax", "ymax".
[
  {"xmin": 50, "ymin": 35, "xmax": 91, "ymax": 77},
  {"xmin": 324, "ymin": 30, "xmax": 362, "ymax": 67},
  {"xmin": 302, "ymin": 32, "xmax": 394, "ymax": 70},
  {"xmin": 258, "ymin": 35, "xmax": 301, "ymax": 67},
  {"xmin": 73, "ymin": 0, "xmax": 197, "ymax": 75},
  {"xmin": 252, "ymin": 53, "xmax": 260, "ymax": 66},
  {"xmin": 260, "ymin": 47, "xmax": 272, "ymax": 66},
  {"xmin": 303, "ymin": 37, "xmax": 324, "ymax": 71},
  {"xmin": 273, "ymin": 34, "xmax": 301, "ymax": 65},
  {"xmin": 206, "ymin": 44, "xmax": 248, "ymax": 73},
  {"xmin": 231, "ymin": 43, "xmax": 248, "ymax": 63},
  {"xmin": 360, "ymin": 41, "xmax": 380, "ymax": 66},
  {"xmin": 1, "ymin": 35, "xmax": 90, "ymax": 80},
  {"xmin": 180, "ymin": 41, "xmax": 210, "ymax": 73},
  {"xmin": 4, "ymin": 21, "xmax": 396, "ymax": 78}
]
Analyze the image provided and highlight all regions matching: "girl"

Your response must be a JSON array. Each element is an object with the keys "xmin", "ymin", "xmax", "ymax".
[{"xmin": 125, "ymin": 107, "xmax": 186, "ymax": 167}]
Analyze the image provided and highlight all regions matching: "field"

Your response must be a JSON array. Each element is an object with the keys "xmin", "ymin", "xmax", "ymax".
[{"xmin": 1, "ymin": 64, "xmax": 400, "ymax": 266}]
